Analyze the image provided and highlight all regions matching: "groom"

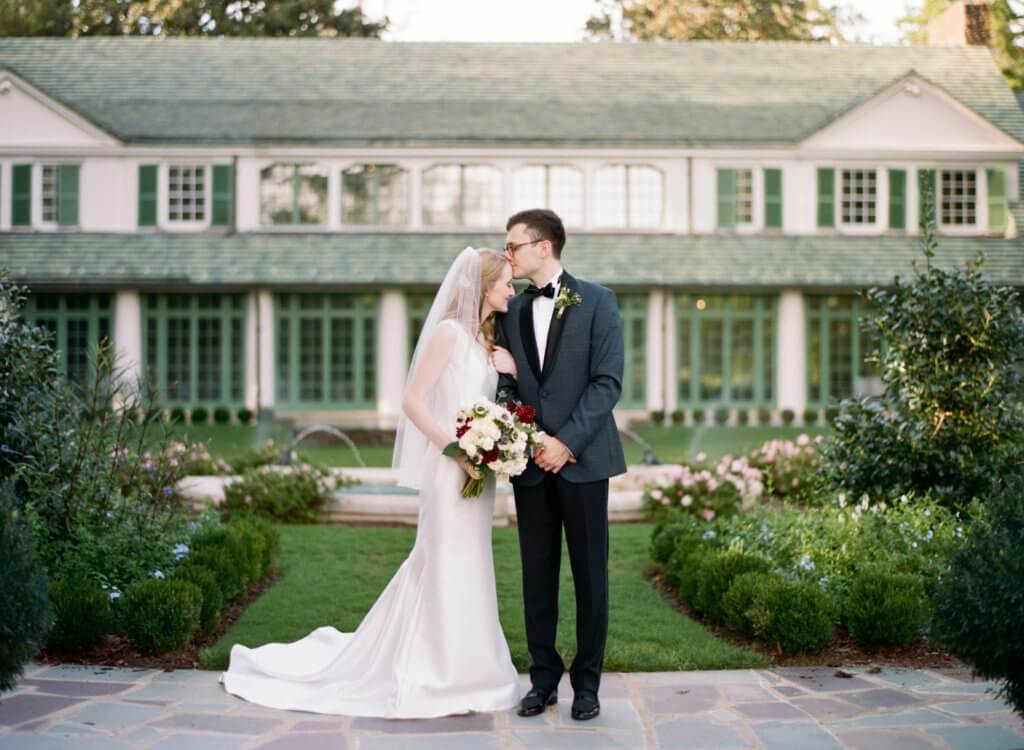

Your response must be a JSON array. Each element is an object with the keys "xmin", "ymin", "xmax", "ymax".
[{"xmin": 496, "ymin": 209, "xmax": 626, "ymax": 721}]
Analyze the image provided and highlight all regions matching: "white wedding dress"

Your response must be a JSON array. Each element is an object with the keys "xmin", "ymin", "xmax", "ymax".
[{"xmin": 221, "ymin": 321, "xmax": 520, "ymax": 718}]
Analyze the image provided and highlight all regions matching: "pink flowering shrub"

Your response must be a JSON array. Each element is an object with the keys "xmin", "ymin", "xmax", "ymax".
[{"xmin": 748, "ymin": 434, "xmax": 825, "ymax": 506}]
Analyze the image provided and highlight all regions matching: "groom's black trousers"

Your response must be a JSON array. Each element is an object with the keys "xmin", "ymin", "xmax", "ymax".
[{"xmin": 514, "ymin": 472, "xmax": 609, "ymax": 696}]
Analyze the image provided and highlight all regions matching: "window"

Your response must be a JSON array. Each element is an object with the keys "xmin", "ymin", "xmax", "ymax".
[
  {"xmin": 716, "ymin": 168, "xmax": 755, "ymax": 229},
  {"xmin": 260, "ymin": 164, "xmax": 328, "ymax": 225},
  {"xmin": 841, "ymin": 169, "xmax": 877, "ymax": 225},
  {"xmin": 422, "ymin": 164, "xmax": 502, "ymax": 227},
  {"xmin": 22, "ymin": 293, "xmax": 112, "ymax": 384},
  {"xmin": 275, "ymin": 294, "xmax": 378, "ymax": 408},
  {"xmin": 12, "ymin": 163, "xmax": 79, "ymax": 228},
  {"xmin": 940, "ymin": 169, "xmax": 977, "ymax": 227},
  {"xmin": 806, "ymin": 295, "xmax": 881, "ymax": 406},
  {"xmin": 167, "ymin": 165, "xmax": 206, "ymax": 223},
  {"xmin": 142, "ymin": 294, "xmax": 246, "ymax": 405},
  {"xmin": 41, "ymin": 165, "xmax": 58, "ymax": 223},
  {"xmin": 618, "ymin": 295, "xmax": 647, "ymax": 409},
  {"xmin": 342, "ymin": 164, "xmax": 409, "ymax": 225},
  {"xmin": 512, "ymin": 165, "xmax": 584, "ymax": 226},
  {"xmin": 676, "ymin": 295, "xmax": 776, "ymax": 406},
  {"xmin": 594, "ymin": 165, "xmax": 663, "ymax": 228}
]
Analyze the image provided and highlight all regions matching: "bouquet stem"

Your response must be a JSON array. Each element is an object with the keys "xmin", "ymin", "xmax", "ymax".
[{"xmin": 461, "ymin": 476, "xmax": 485, "ymax": 498}]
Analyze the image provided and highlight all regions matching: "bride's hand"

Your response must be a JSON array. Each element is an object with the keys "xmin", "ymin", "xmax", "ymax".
[
  {"xmin": 454, "ymin": 454, "xmax": 482, "ymax": 480},
  {"xmin": 490, "ymin": 346, "xmax": 516, "ymax": 377}
]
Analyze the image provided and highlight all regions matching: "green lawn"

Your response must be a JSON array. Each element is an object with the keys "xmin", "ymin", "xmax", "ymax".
[
  {"xmin": 200, "ymin": 523, "xmax": 766, "ymax": 672},
  {"xmin": 172, "ymin": 424, "xmax": 831, "ymax": 469}
]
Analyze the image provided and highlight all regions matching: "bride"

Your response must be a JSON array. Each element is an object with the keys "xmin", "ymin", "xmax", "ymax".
[{"xmin": 221, "ymin": 247, "xmax": 522, "ymax": 718}]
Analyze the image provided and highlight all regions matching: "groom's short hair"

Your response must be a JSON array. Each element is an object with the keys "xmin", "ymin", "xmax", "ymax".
[{"xmin": 506, "ymin": 209, "xmax": 566, "ymax": 258}]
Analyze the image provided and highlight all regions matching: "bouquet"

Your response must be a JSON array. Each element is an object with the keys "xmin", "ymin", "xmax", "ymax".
[{"xmin": 443, "ymin": 398, "xmax": 545, "ymax": 497}]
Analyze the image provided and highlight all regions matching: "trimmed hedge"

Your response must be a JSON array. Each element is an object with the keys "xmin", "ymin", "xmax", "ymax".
[
  {"xmin": 845, "ymin": 564, "xmax": 929, "ymax": 647},
  {"xmin": 122, "ymin": 579, "xmax": 201, "ymax": 654},
  {"xmin": 46, "ymin": 574, "xmax": 112, "ymax": 652}
]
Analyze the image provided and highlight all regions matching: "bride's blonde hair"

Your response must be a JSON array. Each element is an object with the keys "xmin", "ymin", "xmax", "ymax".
[{"xmin": 443, "ymin": 248, "xmax": 509, "ymax": 354}]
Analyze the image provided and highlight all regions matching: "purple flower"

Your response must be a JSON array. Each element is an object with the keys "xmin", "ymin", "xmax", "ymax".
[{"xmin": 162, "ymin": 486, "xmax": 174, "ymax": 497}]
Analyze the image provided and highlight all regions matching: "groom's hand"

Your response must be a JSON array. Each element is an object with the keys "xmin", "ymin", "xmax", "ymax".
[{"xmin": 535, "ymin": 434, "xmax": 576, "ymax": 473}]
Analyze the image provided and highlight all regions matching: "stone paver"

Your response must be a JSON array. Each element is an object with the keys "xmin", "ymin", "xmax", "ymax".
[{"xmin": 0, "ymin": 663, "xmax": 1021, "ymax": 749}]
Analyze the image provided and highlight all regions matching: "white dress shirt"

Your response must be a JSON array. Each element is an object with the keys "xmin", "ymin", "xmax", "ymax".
[{"xmin": 532, "ymin": 265, "xmax": 563, "ymax": 370}]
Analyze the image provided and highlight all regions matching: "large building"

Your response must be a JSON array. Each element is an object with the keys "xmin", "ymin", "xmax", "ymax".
[{"xmin": 1, "ymin": 35, "xmax": 1022, "ymax": 426}]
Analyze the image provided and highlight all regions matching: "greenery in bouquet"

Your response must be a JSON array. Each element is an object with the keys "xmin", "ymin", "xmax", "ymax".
[{"xmin": 443, "ymin": 399, "xmax": 544, "ymax": 497}]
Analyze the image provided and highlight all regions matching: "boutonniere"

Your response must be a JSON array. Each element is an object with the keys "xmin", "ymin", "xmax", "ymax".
[{"xmin": 554, "ymin": 287, "xmax": 582, "ymax": 318}]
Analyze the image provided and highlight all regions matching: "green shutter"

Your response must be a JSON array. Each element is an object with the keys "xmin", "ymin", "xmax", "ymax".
[
  {"xmin": 918, "ymin": 169, "xmax": 937, "ymax": 229},
  {"xmin": 716, "ymin": 168, "xmax": 736, "ymax": 229},
  {"xmin": 888, "ymin": 169, "xmax": 906, "ymax": 230},
  {"xmin": 212, "ymin": 164, "xmax": 233, "ymax": 227},
  {"xmin": 816, "ymin": 168, "xmax": 835, "ymax": 228},
  {"xmin": 764, "ymin": 168, "xmax": 782, "ymax": 229},
  {"xmin": 987, "ymin": 167, "xmax": 1008, "ymax": 234},
  {"xmin": 12, "ymin": 164, "xmax": 31, "ymax": 227},
  {"xmin": 138, "ymin": 164, "xmax": 158, "ymax": 227},
  {"xmin": 56, "ymin": 164, "xmax": 80, "ymax": 227}
]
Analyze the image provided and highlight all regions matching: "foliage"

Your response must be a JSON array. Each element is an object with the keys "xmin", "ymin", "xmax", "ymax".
[
  {"xmin": 0, "ymin": 481, "xmax": 53, "ymax": 692},
  {"xmin": 822, "ymin": 185, "xmax": 1024, "ymax": 511},
  {"xmin": 0, "ymin": 0, "xmax": 388, "ymax": 38},
  {"xmin": 897, "ymin": 0, "xmax": 956, "ymax": 43},
  {"xmin": 190, "ymin": 406, "xmax": 208, "ymax": 425},
  {"xmin": 121, "ymin": 578, "xmax": 200, "ymax": 654},
  {"xmin": 46, "ymin": 573, "xmax": 113, "ymax": 651},
  {"xmin": 748, "ymin": 434, "xmax": 826, "ymax": 506},
  {"xmin": 845, "ymin": 563, "xmax": 929, "ymax": 647},
  {"xmin": 222, "ymin": 463, "xmax": 338, "ymax": 523},
  {"xmin": 933, "ymin": 474, "xmax": 1024, "ymax": 716},
  {"xmin": 157, "ymin": 441, "xmax": 234, "ymax": 475},
  {"xmin": 213, "ymin": 407, "xmax": 231, "ymax": 425},
  {"xmin": 236, "ymin": 407, "xmax": 254, "ymax": 425},
  {"xmin": 586, "ymin": 0, "xmax": 853, "ymax": 42},
  {"xmin": 721, "ymin": 571, "xmax": 773, "ymax": 637},
  {"xmin": 2, "ymin": 275, "xmax": 195, "ymax": 594},
  {"xmin": 694, "ymin": 550, "xmax": 770, "ymax": 622},
  {"xmin": 749, "ymin": 575, "xmax": 836, "ymax": 654},
  {"xmin": 171, "ymin": 564, "xmax": 223, "ymax": 635}
]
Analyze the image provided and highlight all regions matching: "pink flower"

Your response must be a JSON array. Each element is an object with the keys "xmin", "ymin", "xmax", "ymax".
[
  {"xmin": 702, "ymin": 509, "xmax": 716, "ymax": 521},
  {"xmin": 244, "ymin": 494, "xmax": 253, "ymax": 506},
  {"xmin": 695, "ymin": 452, "xmax": 707, "ymax": 463}
]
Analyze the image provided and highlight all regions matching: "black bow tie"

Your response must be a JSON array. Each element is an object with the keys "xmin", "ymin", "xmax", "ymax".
[{"xmin": 525, "ymin": 283, "xmax": 556, "ymax": 299}]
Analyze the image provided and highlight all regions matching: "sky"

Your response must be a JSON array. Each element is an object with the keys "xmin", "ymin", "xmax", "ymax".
[{"xmin": 359, "ymin": 0, "xmax": 910, "ymax": 44}]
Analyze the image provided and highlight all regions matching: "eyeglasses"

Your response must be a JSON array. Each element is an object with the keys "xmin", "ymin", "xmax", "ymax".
[{"xmin": 504, "ymin": 239, "xmax": 543, "ymax": 255}]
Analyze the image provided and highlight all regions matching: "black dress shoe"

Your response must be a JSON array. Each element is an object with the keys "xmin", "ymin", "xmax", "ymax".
[
  {"xmin": 571, "ymin": 691, "xmax": 600, "ymax": 721},
  {"xmin": 517, "ymin": 685, "xmax": 558, "ymax": 717}
]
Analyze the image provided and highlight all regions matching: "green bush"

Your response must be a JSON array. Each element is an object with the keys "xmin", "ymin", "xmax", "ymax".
[
  {"xmin": 213, "ymin": 407, "xmax": 231, "ymax": 425},
  {"xmin": 781, "ymin": 409, "xmax": 795, "ymax": 426},
  {"xmin": 169, "ymin": 406, "xmax": 186, "ymax": 424},
  {"xmin": 172, "ymin": 564, "xmax": 223, "ymax": 635},
  {"xmin": 222, "ymin": 465, "xmax": 333, "ymax": 523},
  {"xmin": 737, "ymin": 410, "xmax": 750, "ymax": 426},
  {"xmin": 650, "ymin": 520, "xmax": 696, "ymax": 565},
  {"xmin": 821, "ymin": 195, "xmax": 1024, "ymax": 511},
  {"xmin": 722, "ymin": 571, "xmax": 776, "ymax": 638},
  {"xmin": 227, "ymin": 521, "xmax": 267, "ymax": 585},
  {"xmin": 122, "ymin": 579, "xmax": 201, "ymax": 654},
  {"xmin": 46, "ymin": 574, "xmax": 112, "ymax": 652},
  {"xmin": 803, "ymin": 409, "xmax": 819, "ymax": 426},
  {"xmin": 845, "ymin": 564, "xmax": 929, "ymax": 647},
  {"xmin": 757, "ymin": 408, "xmax": 772, "ymax": 426},
  {"xmin": 236, "ymin": 407, "xmax": 254, "ymax": 425},
  {"xmin": 691, "ymin": 409, "xmax": 704, "ymax": 425},
  {"xmin": 650, "ymin": 410, "xmax": 665, "ymax": 425},
  {"xmin": 188, "ymin": 545, "xmax": 245, "ymax": 602},
  {"xmin": 752, "ymin": 576, "xmax": 835, "ymax": 654},
  {"xmin": 825, "ymin": 407, "xmax": 841, "ymax": 424},
  {"xmin": 934, "ymin": 476, "xmax": 1024, "ymax": 715},
  {"xmin": 714, "ymin": 408, "xmax": 729, "ymax": 426},
  {"xmin": 671, "ymin": 409, "xmax": 684, "ymax": 425},
  {"xmin": 674, "ymin": 549, "xmax": 712, "ymax": 610},
  {"xmin": 0, "ymin": 481, "xmax": 54, "ymax": 691},
  {"xmin": 239, "ymin": 515, "xmax": 281, "ymax": 577},
  {"xmin": 695, "ymin": 550, "xmax": 771, "ymax": 623},
  {"xmin": 190, "ymin": 406, "xmax": 209, "ymax": 425}
]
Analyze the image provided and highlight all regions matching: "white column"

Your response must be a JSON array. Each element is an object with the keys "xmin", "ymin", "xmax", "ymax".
[
  {"xmin": 244, "ymin": 291, "xmax": 259, "ymax": 411},
  {"xmin": 113, "ymin": 290, "xmax": 142, "ymax": 390},
  {"xmin": 377, "ymin": 290, "xmax": 408, "ymax": 427},
  {"xmin": 777, "ymin": 290, "xmax": 806, "ymax": 414},
  {"xmin": 256, "ymin": 289, "xmax": 275, "ymax": 413},
  {"xmin": 662, "ymin": 293, "xmax": 677, "ymax": 416},
  {"xmin": 645, "ymin": 290, "xmax": 665, "ymax": 413}
]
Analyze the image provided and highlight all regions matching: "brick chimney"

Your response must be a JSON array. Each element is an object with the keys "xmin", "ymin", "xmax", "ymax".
[{"xmin": 927, "ymin": 0, "xmax": 991, "ymax": 46}]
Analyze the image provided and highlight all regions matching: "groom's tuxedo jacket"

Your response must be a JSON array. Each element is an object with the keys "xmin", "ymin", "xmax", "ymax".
[{"xmin": 497, "ymin": 270, "xmax": 627, "ymax": 486}]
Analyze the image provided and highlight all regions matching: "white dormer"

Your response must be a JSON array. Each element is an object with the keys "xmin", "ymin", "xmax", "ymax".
[
  {"xmin": 0, "ymin": 70, "xmax": 119, "ymax": 149},
  {"xmin": 801, "ymin": 73, "xmax": 1024, "ymax": 156}
]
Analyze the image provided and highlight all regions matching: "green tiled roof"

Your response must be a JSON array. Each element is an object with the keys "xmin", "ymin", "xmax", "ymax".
[
  {"xmin": 1, "ymin": 38, "xmax": 1022, "ymax": 147},
  {"xmin": 2, "ymin": 230, "xmax": 1021, "ymax": 289}
]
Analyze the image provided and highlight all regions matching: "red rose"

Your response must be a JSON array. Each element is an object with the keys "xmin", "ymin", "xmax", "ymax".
[
  {"xmin": 482, "ymin": 448, "xmax": 499, "ymax": 464},
  {"xmin": 456, "ymin": 424, "xmax": 470, "ymax": 438},
  {"xmin": 515, "ymin": 404, "xmax": 536, "ymax": 424},
  {"xmin": 505, "ymin": 401, "xmax": 517, "ymax": 413}
]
